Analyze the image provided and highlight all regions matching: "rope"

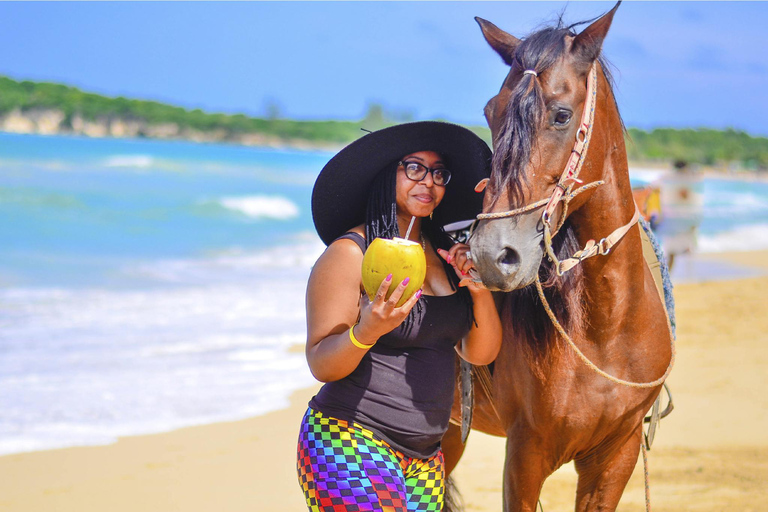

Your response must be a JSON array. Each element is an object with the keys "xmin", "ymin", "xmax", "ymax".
[
  {"xmin": 476, "ymin": 197, "xmax": 550, "ymax": 220},
  {"xmin": 533, "ymin": 275, "xmax": 675, "ymax": 388},
  {"xmin": 475, "ymin": 365, "xmax": 503, "ymax": 422},
  {"xmin": 476, "ymin": 180, "xmax": 604, "ymax": 221},
  {"xmin": 641, "ymin": 442, "xmax": 651, "ymax": 512}
]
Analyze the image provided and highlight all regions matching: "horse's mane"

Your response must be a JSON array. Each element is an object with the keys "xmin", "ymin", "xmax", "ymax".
[
  {"xmin": 502, "ymin": 222, "xmax": 586, "ymax": 375},
  {"xmin": 490, "ymin": 15, "xmax": 623, "ymax": 373}
]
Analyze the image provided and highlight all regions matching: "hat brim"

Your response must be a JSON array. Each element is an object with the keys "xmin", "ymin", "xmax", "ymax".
[{"xmin": 312, "ymin": 121, "xmax": 492, "ymax": 246}]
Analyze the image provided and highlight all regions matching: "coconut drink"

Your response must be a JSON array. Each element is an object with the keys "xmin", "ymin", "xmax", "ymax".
[{"xmin": 362, "ymin": 237, "xmax": 426, "ymax": 307}]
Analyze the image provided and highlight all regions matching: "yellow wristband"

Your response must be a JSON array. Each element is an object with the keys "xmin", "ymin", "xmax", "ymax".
[{"xmin": 349, "ymin": 324, "xmax": 375, "ymax": 350}]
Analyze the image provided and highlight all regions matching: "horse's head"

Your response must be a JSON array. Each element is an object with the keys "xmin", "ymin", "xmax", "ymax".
[{"xmin": 469, "ymin": 4, "xmax": 620, "ymax": 292}]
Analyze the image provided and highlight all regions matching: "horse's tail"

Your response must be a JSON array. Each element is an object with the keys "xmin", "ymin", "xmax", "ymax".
[{"xmin": 442, "ymin": 476, "xmax": 464, "ymax": 512}]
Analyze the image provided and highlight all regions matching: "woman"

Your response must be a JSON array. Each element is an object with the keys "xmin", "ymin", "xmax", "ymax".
[{"xmin": 298, "ymin": 121, "xmax": 502, "ymax": 512}]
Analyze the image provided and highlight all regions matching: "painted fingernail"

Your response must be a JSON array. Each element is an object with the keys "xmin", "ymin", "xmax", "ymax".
[
  {"xmin": 415, "ymin": 289, "xmax": 423, "ymax": 299},
  {"xmin": 402, "ymin": 277, "xmax": 410, "ymax": 285},
  {"xmin": 461, "ymin": 271, "xmax": 468, "ymax": 276},
  {"xmin": 385, "ymin": 274, "xmax": 392, "ymax": 281}
]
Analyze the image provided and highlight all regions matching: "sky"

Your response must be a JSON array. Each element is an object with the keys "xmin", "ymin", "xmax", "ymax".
[{"xmin": 1, "ymin": 1, "xmax": 767, "ymax": 136}]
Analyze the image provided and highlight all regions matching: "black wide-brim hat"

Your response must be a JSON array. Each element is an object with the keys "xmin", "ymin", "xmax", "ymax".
[{"xmin": 312, "ymin": 121, "xmax": 492, "ymax": 246}]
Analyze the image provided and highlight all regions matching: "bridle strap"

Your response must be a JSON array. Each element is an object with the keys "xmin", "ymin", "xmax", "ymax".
[
  {"xmin": 544, "ymin": 206, "xmax": 641, "ymax": 276},
  {"xmin": 477, "ymin": 180, "xmax": 604, "ymax": 221},
  {"xmin": 473, "ymin": 63, "xmax": 643, "ymax": 276},
  {"xmin": 469, "ymin": 62, "xmax": 674, "ymax": 391},
  {"xmin": 477, "ymin": 63, "xmax": 599, "ymax": 224},
  {"xmin": 542, "ymin": 63, "xmax": 599, "ymax": 225}
]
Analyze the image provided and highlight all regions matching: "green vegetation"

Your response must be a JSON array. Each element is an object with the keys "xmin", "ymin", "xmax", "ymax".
[
  {"xmin": 625, "ymin": 128, "xmax": 768, "ymax": 170},
  {"xmin": 1, "ymin": 75, "xmax": 766, "ymax": 169},
  {"xmin": 0, "ymin": 76, "xmax": 371, "ymax": 144}
]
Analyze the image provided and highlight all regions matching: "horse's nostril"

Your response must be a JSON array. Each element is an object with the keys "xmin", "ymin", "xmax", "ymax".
[{"xmin": 499, "ymin": 247, "xmax": 520, "ymax": 267}]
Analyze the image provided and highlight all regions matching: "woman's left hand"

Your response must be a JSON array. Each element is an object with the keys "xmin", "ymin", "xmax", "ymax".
[
  {"xmin": 437, "ymin": 244, "xmax": 487, "ymax": 292},
  {"xmin": 438, "ymin": 243, "xmax": 500, "ymax": 366}
]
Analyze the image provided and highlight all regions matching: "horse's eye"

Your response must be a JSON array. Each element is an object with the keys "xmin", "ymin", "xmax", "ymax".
[{"xmin": 554, "ymin": 110, "xmax": 572, "ymax": 126}]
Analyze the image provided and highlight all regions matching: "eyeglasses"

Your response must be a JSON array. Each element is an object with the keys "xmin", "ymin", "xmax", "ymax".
[{"xmin": 398, "ymin": 161, "xmax": 452, "ymax": 186}]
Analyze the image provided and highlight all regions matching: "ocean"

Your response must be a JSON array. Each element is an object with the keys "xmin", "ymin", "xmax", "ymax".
[{"xmin": 1, "ymin": 132, "xmax": 767, "ymax": 455}]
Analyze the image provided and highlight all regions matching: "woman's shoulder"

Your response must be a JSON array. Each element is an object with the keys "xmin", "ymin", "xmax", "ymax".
[
  {"xmin": 329, "ymin": 225, "xmax": 366, "ymax": 251},
  {"xmin": 344, "ymin": 225, "xmax": 366, "ymax": 240},
  {"xmin": 312, "ymin": 225, "xmax": 366, "ymax": 272}
]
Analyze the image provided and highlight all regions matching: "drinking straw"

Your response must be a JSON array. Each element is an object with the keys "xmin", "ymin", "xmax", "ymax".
[{"xmin": 404, "ymin": 216, "xmax": 416, "ymax": 240}]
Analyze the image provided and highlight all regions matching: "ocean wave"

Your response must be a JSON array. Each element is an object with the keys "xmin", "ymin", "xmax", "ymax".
[
  {"xmin": 0, "ymin": 280, "xmax": 316, "ymax": 456},
  {"xmin": 702, "ymin": 192, "xmax": 768, "ymax": 219},
  {"xmin": 218, "ymin": 195, "xmax": 300, "ymax": 220},
  {"xmin": 698, "ymin": 223, "xmax": 768, "ymax": 253},
  {"xmin": 139, "ymin": 333, "xmax": 304, "ymax": 358},
  {"xmin": 629, "ymin": 168, "xmax": 668, "ymax": 185},
  {"xmin": 0, "ymin": 368, "xmax": 316, "ymax": 456},
  {"xmin": 102, "ymin": 155, "xmax": 156, "ymax": 168},
  {"xmin": 128, "ymin": 236, "xmax": 324, "ymax": 285}
]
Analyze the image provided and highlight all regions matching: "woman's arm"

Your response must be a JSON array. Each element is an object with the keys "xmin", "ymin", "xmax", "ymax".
[
  {"xmin": 305, "ymin": 237, "xmax": 421, "ymax": 382},
  {"xmin": 438, "ymin": 245, "xmax": 503, "ymax": 366}
]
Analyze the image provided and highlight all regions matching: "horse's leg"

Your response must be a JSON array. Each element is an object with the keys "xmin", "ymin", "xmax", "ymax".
[
  {"xmin": 573, "ymin": 426, "xmax": 643, "ymax": 512},
  {"xmin": 502, "ymin": 430, "xmax": 551, "ymax": 512},
  {"xmin": 442, "ymin": 422, "xmax": 466, "ymax": 477}
]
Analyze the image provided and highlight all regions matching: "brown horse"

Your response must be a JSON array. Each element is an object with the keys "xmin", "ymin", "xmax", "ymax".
[{"xmin": 442, "ymin": 4, "xmax": 674, "ymax": 511}]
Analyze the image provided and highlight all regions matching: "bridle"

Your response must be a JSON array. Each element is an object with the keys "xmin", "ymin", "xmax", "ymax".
[
  {"xmin": 466, "ymin": 62, "xmax": 673, "ymax": 391},
  {"xmin": 473, "ymin": 63, "xmax": 640, "ymax": 276}
]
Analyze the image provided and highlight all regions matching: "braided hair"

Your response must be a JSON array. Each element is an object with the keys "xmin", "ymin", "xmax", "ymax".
[{"xmin": 364, "ymin": 161, "xmax": 475, "ymax": 333}]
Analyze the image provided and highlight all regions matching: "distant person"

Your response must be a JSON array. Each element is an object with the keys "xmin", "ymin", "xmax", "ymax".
[
  {"xmin": 657, "ymin": 160, "xmax": 703, "ymax": 270},
  {"xmin": 297, "ymin": 122, "xmax": 502, "ymax": 512},
  {"xmin": 632, "ymin": 183, "xmax": 662, "ymax": 231}
]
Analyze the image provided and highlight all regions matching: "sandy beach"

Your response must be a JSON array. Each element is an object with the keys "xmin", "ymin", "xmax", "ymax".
[{"xmin": 1, "ymin": 250, "xmax": 766, "ymax": 512}]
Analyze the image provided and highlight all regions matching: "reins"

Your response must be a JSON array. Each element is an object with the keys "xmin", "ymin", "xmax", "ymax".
[
  {"xmin": 473, "ymin": 61, "xmax": 675, "ymax": 388},
  {"xmin": 534, "ymin": 274, "xmax": 676, "ymax": 388},
  {"xmin": 476, "ymin": 63, "xmax": 641, "ymax": 276},
  {"xmin": 469, "ymin": 62, "xmax": 675, "ymax": 512}
]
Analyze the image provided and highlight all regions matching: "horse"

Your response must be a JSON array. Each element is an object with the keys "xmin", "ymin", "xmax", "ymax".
[{"xmin": 442, "ymin": 4, "xmax": 675, "ymax": 511}]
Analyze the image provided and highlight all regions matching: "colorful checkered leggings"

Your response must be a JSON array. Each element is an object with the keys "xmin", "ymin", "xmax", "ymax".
[{"xmin": 297, "ymin": 408, "xmax": 445, "ymax": 512}]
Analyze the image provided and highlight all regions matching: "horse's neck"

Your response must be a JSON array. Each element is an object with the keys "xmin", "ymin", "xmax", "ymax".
[{"xmin": 571, "ymin": 132, "xmax": 647, "ymax": 336}]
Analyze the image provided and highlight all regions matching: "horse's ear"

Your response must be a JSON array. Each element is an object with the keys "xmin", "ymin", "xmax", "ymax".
[
  {"xmin": 475, "ymin": 17, "xmax": 520, "ymax": 66},
  {"xmin": 571, "ymin": 1, "xmax": 620, "ymax": 63}
]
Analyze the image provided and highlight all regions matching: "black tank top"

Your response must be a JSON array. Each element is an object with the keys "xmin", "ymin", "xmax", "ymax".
[{"xmin": 309, "ymin": 232, "xmax": 472, "ymax": 459}]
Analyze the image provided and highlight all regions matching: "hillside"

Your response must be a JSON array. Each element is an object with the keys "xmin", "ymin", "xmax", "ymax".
[{"xmin": 1, "ymin": 75, "xmax": 766, "ymax": 169}]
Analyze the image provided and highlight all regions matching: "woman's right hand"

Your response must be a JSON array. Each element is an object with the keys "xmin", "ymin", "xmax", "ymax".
[{"xmin": 354, "ymin": 274, "xmax": 422, "ymax": 345}]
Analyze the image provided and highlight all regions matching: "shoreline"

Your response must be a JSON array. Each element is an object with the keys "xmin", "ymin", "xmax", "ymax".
[
  {"xmin": 0, "ymin": 384, "xmax": 323, "ymax": 512},
  {"xmin": 1, "ymin": 251, "xmax": 763, "ymax": 460},
  {"xmin": 0, "ymin": 129, "xmax": 344, "ymax": 154},
  {"xmin": 1, "ymin": 250, "xmax": 767, "ymax": 511},
  {"xmin": 3, "ymin": 130, "xmax": 768, "ymax": 180}
]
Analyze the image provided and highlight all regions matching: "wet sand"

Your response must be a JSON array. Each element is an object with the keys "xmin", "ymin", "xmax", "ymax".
[{"xmin": 0, "ymin": 250, "xmax": 766, "ymax": 511}]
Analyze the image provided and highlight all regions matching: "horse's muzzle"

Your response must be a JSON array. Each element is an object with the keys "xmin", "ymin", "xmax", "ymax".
[{"xmin": 468, "ymin": 215, "xmax": 544, "ymax": 292}]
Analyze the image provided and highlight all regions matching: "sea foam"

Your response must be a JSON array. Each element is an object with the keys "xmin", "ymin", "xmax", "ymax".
[
  {"xmin": 698, "ymin": 222, "xmax": 768, "ymax": 253},
  {"xmin": 103, "ymin": 155, "xmax": 155, "ymax": 168},
  {"xmin": 129, "ymin": 237, "xmax": 325, "ymax": 285},
  {"xmin": 0, "ymin": 280, "xmax": 317, "ymax": 456},
  {"xmin": 219, "ymin": 195, "xmax": 300, "ymax": 220}
]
